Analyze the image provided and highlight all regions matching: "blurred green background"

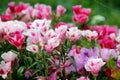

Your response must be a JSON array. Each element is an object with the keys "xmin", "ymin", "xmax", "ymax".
[{"xmin": 0, "ymin": 0, "xmax": 120, "ymax": 27}]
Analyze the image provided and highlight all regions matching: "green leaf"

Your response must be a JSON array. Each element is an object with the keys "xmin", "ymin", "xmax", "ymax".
[
  {"xmin": 28, "ymin": 62, "xmax": 38, "ymax": 69},
  {"xmin": 70, "ymin": 57, "xmax": 77, "ymax": 71},
  {"xmin": 17, "ymin": 66, "xmax": 25, "ymax": 76},
  {"xmin": 107, "ymin": 59, "xmax": 117, "ymax": 68}
]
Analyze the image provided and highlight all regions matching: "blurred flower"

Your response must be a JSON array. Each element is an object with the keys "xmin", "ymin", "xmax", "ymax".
[
  {"xmin": 72, "ymin": 5, "xmax": 91, "ymax": 25},
  {"xmin": 56, "ymin": 5, "xmax": 66, "ymax": 18},
  {"xmin": 91, "ymin": 15, "xmax": 105, "ymax": 25},
  {"xmin": 33, "ymin": 4, "xmax": 52, "ymax": 19}
]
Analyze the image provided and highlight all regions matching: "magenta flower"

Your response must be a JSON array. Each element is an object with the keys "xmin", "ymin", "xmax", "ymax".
[
  {"xmin": 7, "ymin": 32, "xmax": 24, "ymax": 49},
  {"xmin": 94, "ymin": 25, "xmax": 117, "ymax": 49},
  {"xmin": 72, "ymin": 5, "xmax": 91, "ymax": 25}
]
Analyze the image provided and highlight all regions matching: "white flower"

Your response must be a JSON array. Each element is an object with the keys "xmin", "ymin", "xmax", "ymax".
[
  {"xmin": 85, "ymin": 58, "xmax": 105, "ymax": 76},
  {"xmin": 1, "ymin": 51, "xmax": 17, "ymax": 62}
]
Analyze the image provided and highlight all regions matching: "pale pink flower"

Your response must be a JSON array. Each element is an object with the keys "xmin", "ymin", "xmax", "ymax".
[
  {"xmin": 26, "ymin": 44, "xmax": 38, "ymax": 53},
  {"xmin": 56, "ymin": 5, "xmax": 66, "ymax": 18},
  {"xmin": 77, "ymin": 76, "xmax": 90, "ymax": 80},
  {"xmin": 55, "ymin": 25, "xmax": 67, "ymax": 43},
  {"xmin": 0, "ymin": 61, "xmax": 11, "ymax": 79},
  {"xmin": 67, "ymin": 27, "xmax": 81, "ymax": 42},
  {"xmin": 85, "ymin": 58, "xmax": 105, "ymax": 76},
  {"xmin": 82, "ymin": 30, "xmax": 98, "ymax": 40},
  {"xmin": 1, "ymin": 51, "xmax": 17, "ymax": 62},
  {"xmin": 23, "ymin": 29, "xmax": 41, "ymax": 44},
  {"xmin": 45, "ymin": 36, "xmax": 60, "ymax": 52},
  {"xmin": 7, "ymin": 32, "xmax": 24, "ymax": 49},
  {"xmin": 1, "ymin": 20, "xmax": 26, "ymax": 35},
  {"xmin": 30, "ymin": 19, "xmax": 51, "ymax": 32}
]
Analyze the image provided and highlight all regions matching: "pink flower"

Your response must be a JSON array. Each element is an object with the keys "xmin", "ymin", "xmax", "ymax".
[
  {"xmin": 72, "ymin": 5, "xmax": 91, "ymax": 25},
  {"xmin": 77, "ymin": 76, "xmax": 90, "ymax": 80},
  {"xmin": 67, "ymin": 27, "xmax": 81, "ymax": 42},
  {"xmin": 0, "ymin": 14, "xmax": 13, "ymax": 21},
  {"xmin": 15, "ymin": 2, "xmax": 30, "ymax": 13},
  {"xmin": 1, "ymin": 51, "xmax": 17, "ymax": 62},
  {"xmin": 34, "ymin": 4, "xmax": 52, "ymax": 19},
  {"xmin": 72, "ymin": 5, "xmax": 82, "ymax": 14},
  {"xmin": 56, "ymin": 5, "xmax": 66, "ymax": 18},
  {"xmin": 7, "ymin": 32, "xmax": 24, "ymax": 49},
  {"xmin": 55, "ymin": 25, "xmax": 67, "ymax": 43},
  {"xmin": 94, "ymin": 25, "xmax": 117, "ymax": 49},
  {"xmin": 55, "ymin": 22, "xmax": 66, "ymax": 28},
  {"xmin": 0, "ymin": 61, "xmax": 11, "ymax": 79},
  {"xmin": 45, "ymin": 36, "xmax": 60, "ymax": 52},
  {"xmin": 85, "ymin": 58, "xmax": 105, "ymax": 76},
  {"xmin": 8, "ymin": 2, "xmax": 15, "ymax": 12},
  {"xmin": 73, "ymin": 14, "xmax": 88, "ymax": 25}
]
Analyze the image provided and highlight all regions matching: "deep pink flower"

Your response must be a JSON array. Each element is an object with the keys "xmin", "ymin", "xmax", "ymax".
[
  {"xmin": 94, "ymin": 25, "xmax": 117, "ymax": 48},
  {"xmin": 73, "ymin": 14, "xmax": 88, "ymax": 25},
  {"xmin": 7, "ymin": 32, "xmax": 24, "ymax": 49},
  {"xmin": 72, "ymin": 5, "xmax": 82, "ymax": 14},
  {"xmin": 0, "ymin": 14, "xmax": 13, "ymax": 21},
  {"xmin": 72, "ymin": 5, "xmax": 91, "ymax": 25},
  {"xmin": 55, "ymin": 22, "xmax": 66, "ymax": 28},
  {"xmin": 8, "ymin": 2, "xmax": 15, "ymax": 12}
]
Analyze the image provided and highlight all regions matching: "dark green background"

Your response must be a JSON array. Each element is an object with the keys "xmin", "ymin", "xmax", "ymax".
[{"xmin": 0, "ymin": 0, "xmax": 120, "ymax": 27}]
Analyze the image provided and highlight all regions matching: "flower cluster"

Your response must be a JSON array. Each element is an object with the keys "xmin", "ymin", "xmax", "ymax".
[{"xmin": 0, "ymin": 2, "xmax": 120, "ymax": 80}]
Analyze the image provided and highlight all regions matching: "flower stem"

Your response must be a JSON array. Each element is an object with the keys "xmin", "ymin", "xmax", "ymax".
[{"xmin": 94, "ymin": 76, "xmax": 97, "ymax": 80}]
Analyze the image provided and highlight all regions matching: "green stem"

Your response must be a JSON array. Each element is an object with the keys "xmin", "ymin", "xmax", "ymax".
[
  {"xmin": 94, "ymin": 76, "xmax": 97, "ymax": 80},
  {"xmin": 43, "ymin": 51, "xmax": 48, "ymax": 80},
  {"xmin": 61, "ymin": 45, "xmax": 66, "ymax": 80}
]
